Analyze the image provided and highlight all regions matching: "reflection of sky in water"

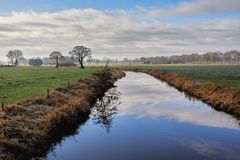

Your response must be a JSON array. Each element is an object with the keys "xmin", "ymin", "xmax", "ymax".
[
  {"xmin": 46, "ymin": 72, "xmax": 240, "ymax": 160},
  {"xmin": 174, "ymin": 138, "xmax": 240, "ymax": 160},
  {"xmin": 116, "ymin": 72, "xmax": 240, "ymax": 130}
]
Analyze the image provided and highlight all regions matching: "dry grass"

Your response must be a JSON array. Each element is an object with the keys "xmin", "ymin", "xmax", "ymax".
[
  {"xmin": 124, "ymin": 67, "xmax": 240, "ymax": 119},
  {"xmin": 0, "ymin": 68, "xmax": 125, "ymax": 160}
]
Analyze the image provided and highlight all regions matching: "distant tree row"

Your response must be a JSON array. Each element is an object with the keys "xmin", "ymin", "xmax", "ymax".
[
  {"xmin": 123, "ymin": 50, "xmax": 240, "ymax": 64},
  {"xmin": 3, "ymin": 49, "xmax": 240, "ymax": 66},
  {"xmin": 5, "ymin": 45, "xmax": 92, "ymax": 68}
]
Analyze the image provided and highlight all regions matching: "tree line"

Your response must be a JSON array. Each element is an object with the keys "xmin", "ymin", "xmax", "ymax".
[
  {"xmin": 3, "ymin": 49, "xmax": 240, "ymax": 66},
  {"xmin": 124, "ymin": 50, "xmax": 240, "ymax": 64},
  {"xmin": 4, "ymin": 46, "xmax": 92, "ymax": 68}
]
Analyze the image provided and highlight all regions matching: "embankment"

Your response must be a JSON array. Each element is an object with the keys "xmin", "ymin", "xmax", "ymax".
[
  {"xmin": 0, "ymin": 68, "xmax": 125, "ymax": 160},
  {"xmin": 124, "ymin": 67, "xmax": 240, "ymax": 119}
]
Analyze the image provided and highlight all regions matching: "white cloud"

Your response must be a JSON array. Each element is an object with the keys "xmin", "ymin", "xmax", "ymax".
[
  {"xmin": 176, "ymin": 0, "xmax": 240, "ymax": 14},
  {"xmin": 142, "ymin": 0, "xmax": 240, "ymax": 16},
  {"xmin": 0, "ymin": 5, "xmax": 239, "ymax": 61}
]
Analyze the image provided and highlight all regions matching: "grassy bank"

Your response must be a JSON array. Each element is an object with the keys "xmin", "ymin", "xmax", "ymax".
[
  {"xmin": 123, "ymin": 64, "xmax": 240, "ymax": 89},
  {"xmin": 0, "ymin": 68, "xmax": 125, "ymax": 159},
  {"xmin": 124, "ymin": 67, "xmax": 240, "ymax": 119},
  {"xmin": 0, "ymin": 67, "xmax": 99, "ymax": 104}
]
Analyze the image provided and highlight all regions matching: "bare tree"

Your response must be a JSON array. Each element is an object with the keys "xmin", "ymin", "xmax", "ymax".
[
  {"xmin": 14, "ymin": 50, "xmax": 23, "ymax": 66},
  {"xmin": 6, "ymin": 51, "xmax": 15, "ymax": 66},
  {"xmin": 6, "ymin": 50, "xmax": 23, "ymax": 66},
  {"xmin": 69, "ymin": 46, "xmax": 92, "ymax": 68},
  {"xmin": 49, "ymin": 51, "xmax": 62, "ymax": 68}
]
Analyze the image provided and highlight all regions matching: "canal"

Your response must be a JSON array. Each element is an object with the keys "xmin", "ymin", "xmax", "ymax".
[{"xmin": 46, "ymin": 72, "xmax": 240, "ymax": 160}]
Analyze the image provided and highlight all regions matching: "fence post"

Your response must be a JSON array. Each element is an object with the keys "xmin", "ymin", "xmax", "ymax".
[
  {"xmin": 47, "ymin": 89, "xmax": 50, "ymax": 98},
  {"xmin": 1, "ymin": 102, "xmax": 4, "ymax": 111}
]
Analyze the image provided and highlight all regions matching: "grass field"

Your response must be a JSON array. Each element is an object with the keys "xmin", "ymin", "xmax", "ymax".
[
  {"xmin": 1, "ymin": 64, "xmax": 239, "ymax": 104},
  {"xmin": 0, "ymin": 67, "xmax": 99, "ymax": 104},
  {"xmin": 128, "ymin": 64, "xmax": 240, "ymax": 89}
]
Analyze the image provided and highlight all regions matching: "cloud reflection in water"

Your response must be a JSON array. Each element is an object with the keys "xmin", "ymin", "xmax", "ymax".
[
  {"xmin": 115, "ymin": 72, "xmax": 239, "ymax": 130},
  {"xmin": 175, "ymin": 138, "xmax": 240, "ymax": 160}
]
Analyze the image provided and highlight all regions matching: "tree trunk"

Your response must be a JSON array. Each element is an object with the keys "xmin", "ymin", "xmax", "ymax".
[
  {"xmin": 79, "ymin": 57, "xmax": 84, "ymax": 68},
  {"xmin": 11, "ymin": 59, "xmax": 14, "ymax": 67},
  {"xmin": 56, "ymin": 57, "xmax": 59, "ymax": 68},
  {"xmin": 14, "ymin": 58, "xmax": 18, "ymax": 66}
]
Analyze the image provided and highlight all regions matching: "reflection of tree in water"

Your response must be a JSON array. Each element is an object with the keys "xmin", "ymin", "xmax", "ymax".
[{"xmin": 92, "ymin": 88, "xmax": 121, "ymax": 134}]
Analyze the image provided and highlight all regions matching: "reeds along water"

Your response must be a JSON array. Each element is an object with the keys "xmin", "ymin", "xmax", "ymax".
[
  {"xmin": 123, "ymin": 67, "xmax": 240, "ymax": 119},
  {"xmin": 0, "ymin": 68, "xmax": 125, "ymax": 160}
]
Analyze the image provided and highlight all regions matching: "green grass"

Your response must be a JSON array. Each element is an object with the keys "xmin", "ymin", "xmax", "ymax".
[
  {"xmin": 0, "ymin": 67, "xmax": 99, "ymax": 104},
  {"xmin": 128, "ymin": 64, "xmax": 240, "ymax": 89}
]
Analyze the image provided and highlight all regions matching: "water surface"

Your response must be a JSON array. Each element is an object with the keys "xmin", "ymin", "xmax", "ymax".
[{"xmin": 46, "ymin": 72, "xmax": 240, "ymax": 160}]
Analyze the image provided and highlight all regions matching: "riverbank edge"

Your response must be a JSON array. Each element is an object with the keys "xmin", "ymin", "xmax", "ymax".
[
  {"xmin": 123, "ymin": 67, "xmax": 240, "ymax": 119},
  {"xmin": 0, "ymin": 68, "xmax": 125, "ymax": 159}
]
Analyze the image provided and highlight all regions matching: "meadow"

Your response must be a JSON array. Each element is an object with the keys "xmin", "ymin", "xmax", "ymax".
[
  {"xmin": 131, "ymin": 64, "xmax": 240, "ymax": 89},
  {"xmin": 0, "ymin": 67, "xmax": 99, "ymax": 104},
  {"xmin": 1, "ymin": 64, "xmax": 239, "ymax": 105}
]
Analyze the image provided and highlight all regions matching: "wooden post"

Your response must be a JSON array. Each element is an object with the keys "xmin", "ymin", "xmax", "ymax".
[
  {"xmin": 47, "ymin": 89, "xmax": 50, "ymax": 98},
  {"xmin": 1, "ymin": 102, "xmax": 4, "ymax": 111}
]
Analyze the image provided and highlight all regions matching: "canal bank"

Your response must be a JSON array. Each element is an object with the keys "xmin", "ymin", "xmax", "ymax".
[
  {"xmin": 0, "ymin": 68, "xmax": 125, "ymax": 160},
  {"xmin": 124, "ymin": 67, "xmax": 240, "ymax": 119},
  {"xmin": 45, "ymin": 72, "xmax": 240, "ymax": 160}
]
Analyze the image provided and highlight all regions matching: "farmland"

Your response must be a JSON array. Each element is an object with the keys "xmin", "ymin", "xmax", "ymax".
[
  {"xmin": 130, "ymin": 64, "xmax": 240, "ymax": 89},
  {"xmin": 1, "ymin": 65, "xmax": 240, "ymax": 159},
  {"xmin": 0, "ymin": 67, "xmax": 99, "ymax": 104},
  {"xmin": 1, "ymin": 65, "xmax": 239, "ymax": 105}
]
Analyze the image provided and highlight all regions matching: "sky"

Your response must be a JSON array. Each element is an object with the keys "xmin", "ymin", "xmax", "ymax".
[{"xmin": 0, "ymin": 0, "xmax": 240, "ymax": 60}]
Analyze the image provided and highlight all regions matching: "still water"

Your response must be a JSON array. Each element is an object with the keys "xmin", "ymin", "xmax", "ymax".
[{"xmin": 46, "ymin": 72, "xmax": 240, "ymax": 160}]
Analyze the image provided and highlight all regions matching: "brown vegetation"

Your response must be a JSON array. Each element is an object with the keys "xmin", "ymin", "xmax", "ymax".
[
  {"xmin": 124, "ymin": 67, "xmax": 240, "ymax": 119},
  {"xmin": 0, "ymin": 68, "xmax": 125, "ymax": 160}
]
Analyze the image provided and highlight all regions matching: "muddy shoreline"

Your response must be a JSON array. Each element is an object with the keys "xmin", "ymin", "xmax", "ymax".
[
  {"xmin": 124, "ymin": 67, "xmax": 240, "ymax": 119},
  {"xmin": 0, "ymin": 68, "xmax": 125, "ymax": 160}
]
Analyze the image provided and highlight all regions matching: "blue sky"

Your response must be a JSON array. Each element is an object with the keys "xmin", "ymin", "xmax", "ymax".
[
  {"xmin": 0, "ymin": 0, "xmax": 239, "ymax": 60},
  {"xmin": 0, "ymin": 0, "xmax": 184, "ymax": 13}
]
